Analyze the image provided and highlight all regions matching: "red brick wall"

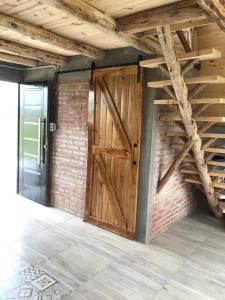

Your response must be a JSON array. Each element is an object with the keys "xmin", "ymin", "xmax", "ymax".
[
  {"xmin": 49, "ymin": 80, "xmax": 89, "ymax": 217},
  {"xmin": 150, "ymin": 108, "xmax": 196, "ymax": 238},
  {"xmin": 47, "ymin": 77, "xmax": 195, "ymax": 235}
]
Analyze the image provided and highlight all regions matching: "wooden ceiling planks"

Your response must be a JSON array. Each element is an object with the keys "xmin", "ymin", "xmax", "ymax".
[
  {"xmin": 0, "ymin": 12, "xmax": 106, "ymax": 59},
  {"xmin": 0, "ymin": 38, "xmax": 66, "ymax": 65},
  {"xmin": 0, "ymin": 0, "xmax": 125, "ymax": 51},
  {"xmin": 116, "ymin": 0, "xmax": 206, "ymax": 33},
  {"xmin": 0, "ymin": 31, "xmax": 78, "ymax": 56},
  {"xmin": 84, "ymin": 0, "xmax": 183, "ymax": 18},
  {"xmin": 0, "ymin": 0, "xmax": 186, "ymax": 56},
  {"xmin": 0, "ymin": 0, "xmax": 217, "ymax": 65}
]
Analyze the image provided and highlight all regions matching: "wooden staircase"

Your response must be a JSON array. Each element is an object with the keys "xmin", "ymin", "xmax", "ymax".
[{"xmin": 140, "ymin": 26, "xmax": 225, "ymax": 218}]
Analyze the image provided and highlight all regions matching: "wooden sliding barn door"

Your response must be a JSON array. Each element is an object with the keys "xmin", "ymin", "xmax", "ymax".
[{"xmin": 85, "ymin": 66, "xmax": 142, "ymax": 239}]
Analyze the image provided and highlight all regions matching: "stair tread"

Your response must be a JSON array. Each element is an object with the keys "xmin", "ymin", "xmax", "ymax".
[
  {"xmin": 207, "ymin": 160, "xmax": 225, "ymax": 167},
  {"xmin": 205, "ymin": 147, "xmax": 225, "ymax": 154},
  {"xmin": 185, "ymin": 178, "xmax": 225, "ymax": 189},
  {"xmin": 180, "ymin": 168, "xmax": 225, "ymax": 177},
  {"xmin": 148, "ymin": 76, "xmax": 225, "ymax": 88},
  {"xmin": 154, "ymin": 98, "xmax": 225, "ymax": 105},
  {"xmin": 173, "ymin": 144, "xmax": 225, "ymax": 154},
  {"xmin": 160, "ymin": 115, "xmax": 225, "ymax": 122},
  {"xmin": 140, "ymin": 48, "xmax": 222, "ymax": 68},
  {"xmin": 166, "ymin": 131, "xmax": 225, "ymax": 139},
  {"xmin": 183, "ymin": 158, "xmax": 225, "ymax": 167}
]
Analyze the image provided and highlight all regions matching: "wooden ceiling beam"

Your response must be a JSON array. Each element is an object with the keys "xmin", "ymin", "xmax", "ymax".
[
  {"xmin": 0, "ymin": 13, "xmax": 104, "ymax": 60},
  {"xmin": 136, "ymin": 18, "xmax": 215, "ymax": 38},
  {"xmin": 0, "ymin": 39, "xmax": 66, "ymax": 65},
  {"xmin": 42, "ymin": 0, "xmax": 116, "ymax": 33},
  {"xmin": 0, "ymin": 51, "xmax": 37, "ymax": 67},
  {"xmin": 40, "ymin": 0, "xmax": 162, "ymax": 55},
  {"xmin": 196, "ymin": 0, "xmax": 225, "ymax": 31},
  {"xmin": 116, "ymin": 0, "xmax": 206, "ymax": 33}
]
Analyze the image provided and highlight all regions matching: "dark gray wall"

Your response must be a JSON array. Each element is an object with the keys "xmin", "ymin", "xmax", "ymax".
[
  {"xmin": 0, "ymin": 47, "xmax": 155, "ymax": 83},
  {"xmin": 21, "ymin": 47, "xmax": 154, "ymax": 82},
  {"xmin": 22, "ymin": 66, "xmax": 56, "ymax": 82},
  {"xmin": 0, "ymin": 65, "xmax": 22, "ymax": 83},
  {"xmin": 60, "ymin": 47, "xmax": 153, "ymax": 72},
  {"xmin": 135, "ymin": 68, "xmax": 160, "ymax": 243}
]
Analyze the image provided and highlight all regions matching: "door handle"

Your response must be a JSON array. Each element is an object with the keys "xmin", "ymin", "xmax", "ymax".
[
  {"xmin": 38, "ymin": 118, "xmax": 47, "ymax": 166},
  {"xmin": 38, "ymin": 117, "xmax": 42, "ymax": 166},
  {"xmin": 41, "ymin": 118, "xmax": 47, "ymax": 165},
  {"xmin": 132, "ymin": 143, "xmax": 138, "ymax": 165}
]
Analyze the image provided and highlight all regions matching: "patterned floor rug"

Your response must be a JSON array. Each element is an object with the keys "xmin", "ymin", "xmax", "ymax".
[{"xmin": 0, "ymin": 265, "xmax": 72, "ymax": 299}]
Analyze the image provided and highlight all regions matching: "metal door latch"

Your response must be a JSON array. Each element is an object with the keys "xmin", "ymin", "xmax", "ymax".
[{"xmin": 50, "ymin": 122, "xmax": 57, "ymax": 132}]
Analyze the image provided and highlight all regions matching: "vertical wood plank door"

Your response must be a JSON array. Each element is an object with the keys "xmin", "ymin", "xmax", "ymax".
[{"xmin": 84, "ymin": 66, "xmax": 142, "ymax": 239}]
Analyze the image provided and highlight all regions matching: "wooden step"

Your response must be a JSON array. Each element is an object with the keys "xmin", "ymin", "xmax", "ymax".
[
  {"xmin": 173, "ymin": 144, "xmax": 225, "ymax": 154},
  {"xmin": 183, "ymin": 157, "xmax": 225, "ymax": 167},
  {"xmin": 148, "ymin": 76, "xmax": 225, "ymax": 88},
  {"xmin": 214, "ymin": 182, "xmax": 225, "ymax": 189},
  {"xmin": 185, "ymin": 178, "xmax": 225, "ymax": 189},
  {"xmin": 180, "ymin": 168, "xmax": 199, "ymax": 175},
  {"xmin": 207, "ymin": 160, "xmax": 225, "ymax": 167},
  {"xmin": 180, "ymin": 168, "xmax": 225, "ymax": 177},
  {"xmin": 204, "ymin": 148, "xmax": 225, "ymax": 154},
  {"xmin": 140, "ymin": 49, "xmax": 222, "ymax": 68},
  {"xmin": 160, "ymin": 115, "xmax": 225, "ymax": 122},
  {"xmin": 154, "ymin": 98, "xmax": 225, "ymax": 105},
  {"xmin": 185, "ymin": 178, "xmax": 203, "ymax": 185},
  {"xmin": 166, "ymin": 131, "xmax": 225, "ymax": 139},
  {"xmin": 209, "ymin": 170, "xmax": 225, "ymax": 177},
  {"xmin": 201, "ymin": 133, "xmax": 225, "ymax": 139},
  {"xmin": 154, "ymin": 99, "xmax": 178, "ymax": 105}
]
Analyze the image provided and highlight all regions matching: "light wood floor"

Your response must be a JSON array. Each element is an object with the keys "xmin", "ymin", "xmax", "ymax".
[{"xmin": 1, "ymin": 195, "xmax": 225, "ymax": 299}]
